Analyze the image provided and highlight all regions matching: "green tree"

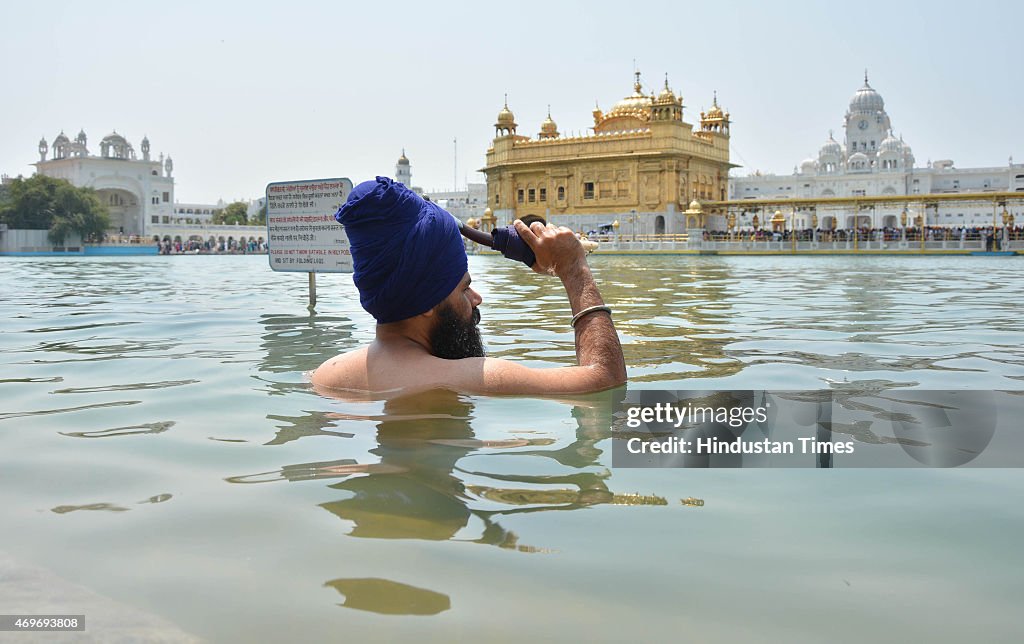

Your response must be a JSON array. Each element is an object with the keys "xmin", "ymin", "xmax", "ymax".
[
  {"xmin": 212, "ymin": 201, "xmax": 249, "ymax": 225},
  {"xmin": 0, "ymin": 175, "xmax": 109, "ymax": 244}
]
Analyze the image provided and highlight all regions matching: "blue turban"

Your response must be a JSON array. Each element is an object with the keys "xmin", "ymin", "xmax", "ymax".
[{"xmin": 335, "ymin": 176, "xmax": 467, "ymax": 324}]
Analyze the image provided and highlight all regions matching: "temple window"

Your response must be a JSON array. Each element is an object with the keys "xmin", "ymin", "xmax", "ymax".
[
  {"xmin": 528, "ymin": 188, "xmax": 535, "ymax": 203},
  {"xmin": 557, "ymin": 186, "xmax": 565, "ymax": 201},
  {"xmin": 517, "ymin": 189, "xmax": 524, "ymax": 203},
  {"xmin": 583, "ymin": 182, "xmax": 594, "ymax": 199},
  {"xmin": 539, "ymin": 188, "xmax": 546, "ymax": 202}
]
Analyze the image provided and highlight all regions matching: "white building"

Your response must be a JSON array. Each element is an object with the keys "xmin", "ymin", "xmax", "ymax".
[
  {"xmin": 172, "ymin": 200, "xmax": 226, "ymax": 225},
  {"xmin": 34, "ymin": 130, "xmax": 175, "ymax": 236},
  {"xmin": 729, "ymin": 74, "xmax": 1024, "ymax": 229},
  {"xmin": 395, "ymin": 151, "xmax": 487, "ymax": 222}
]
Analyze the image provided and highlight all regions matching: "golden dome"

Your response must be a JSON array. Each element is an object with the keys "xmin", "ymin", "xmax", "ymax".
[
  {"xmin": 539, "ymin": 106, "xmax": 559, "ymax": 139},
  {"xmin": 481, "ymin": 207, "xmax": 495, "ymax": 220},
  {"xmin": 771, "ymin": 210, "xmax": 786, "ymax": 224},
  {"xmin": 466, "ymin": 217, "xmax": 479, "ymax": 229},
  {"xmin": 688, "ymin": 199, "xmax": 702, "ymax": 211},
  {"xmin": 705, "ymin": 91, "xmax": 724, "ymax": 119},
  {"xmin": 656, "ymin": 75, "xmax": 676, "ymax": 103},
  {"xmin": 604, "ymin": 71, "xmax": 653, "ymax": 121},
  {"xmin": 496, "ymin": 96, "xmax": 516, "ymax": 127}
]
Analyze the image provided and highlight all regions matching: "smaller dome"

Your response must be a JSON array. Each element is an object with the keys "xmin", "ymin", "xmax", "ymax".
[
  {"xmin": 496, "ymin": 100, "xmax": 516, "ymax": 126},
  {"xmin": 879, "ymin": 132, "xmax": 902, "ymax": 154},
  {"xmin": 849, "ymin": 152, "xmax": 868, "ymax": 162},
  {"xmin": 705, "ymin": 91, "xmax": 724, "ymax": 119},
  {"xmin": 539, "ymin": 107, "xmax": 559, "ymax": 138},
  {"xmin": 819, "ymin": 132, "xmax": 843, "ymax": 158},
  {"xmin": 397, "ymin": 149, "xmax": 409, "ymax": 165},
  {"xmin": 800, "ymin": 158, "xmax": 817, "ymax": 174},
  {"xmin": 688, "ymin": 199, "xmax": 702, "ymax": 212},
  {"xmin": 656, "ymin": 75, "xmax": 676, "ymax": 103},
  {"xmin": 102, "ymin": 131, "xmax": 128, "ymax": 145},
  {"xmin": 482, "ymin": 207, "xmax": 494, "ymax": 219},
  {"xmin": 53, "ymin": 131, "xmax": 70, "ymax": 144}
]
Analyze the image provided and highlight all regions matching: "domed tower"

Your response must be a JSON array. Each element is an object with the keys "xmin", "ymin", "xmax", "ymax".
[
  {"xmin": 52, "ymin": 131, "xmax": 70, "ymax": 160},
  {"xmin": 652, "ymin": 75, "xmax": 683, "ymax": 122},
  {"xmin": 101, "ymin": 131, "xmax": 131, "ymax": 159},
  {"xmin": 70, "ymin": 129, "xmax": 89, "ymax": 158},
  {"xmin": 593, "ymin": 71, "xmax": 653, "ymax": 134},
  {"xmin": 141, "ymin": 135, "xmax": 151, "ymax": 161},
  {"xmin": 495, "ymin": 96, "xmax": 517, "ymax": 137},
  {"xmin": 164, "ymin": 155, "xmax": 173, "ymax": 177},
  {"xmin": 818, "ymin": 131, "xmax": 844, "ymax": 174},
  {"xmin": 844, "ymin": 71, "xmax": 891, "ymax": 159},
  {"xmin": 38, "ymin": 136, "xmax": 48, "ymax": 162},
  {"xmin": 878, "ymin": 130, "xmax": 903, "ymax": 170},
  {"xmin": 538, "ymin": 106, "xmax": 559, "ymax": 139},
  {"xmin": 699, "ymin": 91, "xmax": 730, "ymax": 136},
  {"xmin": 395, "ymin": 149, "xmax": 411, "ymax": 186}
]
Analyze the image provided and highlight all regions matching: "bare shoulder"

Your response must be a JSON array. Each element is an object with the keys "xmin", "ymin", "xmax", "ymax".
[{"xmin": 310, "ymin": 346, "xmax": 370, "ymax": 391}]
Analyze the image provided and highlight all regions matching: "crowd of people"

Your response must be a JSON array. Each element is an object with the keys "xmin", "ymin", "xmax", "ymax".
[
  {"xmin": 156, "ymin": 236, "xmax": 268, "ymax": 255},
  {"xmin": 704, "ymin": 225, "xmax": 1023, "ymax": 246}
]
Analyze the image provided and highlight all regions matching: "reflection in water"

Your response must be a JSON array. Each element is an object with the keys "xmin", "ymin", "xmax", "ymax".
[
  {"xmin": 60, "ymin": 420, "xmax": 175, "ymax": 439},
  {"xmin": 324, "ymin": 578, "xmax": 450, "ymax": 616},
  {"xmin": 0, "ymin": 400, "xmax": 140, "ymax": 422},
  {"xmin": 226, "ymin": 388, "xmax": 671, "ymax": 612},
  {"xmin": 51, "ymin": 503, "xmax": 129, "ymax": 513},
  {"xmin": 315, "ymin": 390, "xmax": 664, "ymax": 549},
  {"xmin": 50, "ymin": 380, "xmax": 199, "ymax": 394},
  {"xmin": 258, "ymin": 313, "xmax": 356, "ymax": 375},
  {"xmin": 139, "ymin": 494, "xmax": 173, "ymax": 504},
  {"xmin": 263, "ymin": 411, "xmax": 355, "ymax": 445}
]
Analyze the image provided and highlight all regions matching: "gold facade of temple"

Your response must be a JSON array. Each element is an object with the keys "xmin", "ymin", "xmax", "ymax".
[{"xmin": 482, "ymin": 73, "xmax": 734, "ymax": 233}]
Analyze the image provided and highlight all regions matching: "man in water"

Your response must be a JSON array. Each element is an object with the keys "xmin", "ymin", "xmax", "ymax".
[{"xmin": 312, "ymin": 176, "xmax": 626, "ymax": 396}]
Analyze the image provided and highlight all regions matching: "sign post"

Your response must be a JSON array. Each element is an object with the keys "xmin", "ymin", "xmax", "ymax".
[{"xmin": 266, "ymin": 178, "xmax": 353, "ymax": 311}]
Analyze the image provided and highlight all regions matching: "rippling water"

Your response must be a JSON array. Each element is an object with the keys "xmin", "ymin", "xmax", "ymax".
[{"xmin": 1, "ymin": 255, "xmax": 1022, "ymax": 642}]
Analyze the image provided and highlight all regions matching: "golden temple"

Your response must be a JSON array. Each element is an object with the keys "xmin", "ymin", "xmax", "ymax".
[{"xmin": 481, "ymin": 72, "xmax": 734, "ymax": 235}]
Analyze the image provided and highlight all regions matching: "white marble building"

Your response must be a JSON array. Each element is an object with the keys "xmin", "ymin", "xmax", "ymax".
[
  {"xmin": 729, "ymin": 74, "xmax": 1024, "ymax": 229},
  {"xmin": 34, "ymin": 130, "xmax": 175, "ymax": 236},
  {"xmin": 172, "ymin": 201, "xmax": 226, "ymax": 225},
  {"xmin": 393, "ymin": 151, "xmax": 488, "ymax": 222}
]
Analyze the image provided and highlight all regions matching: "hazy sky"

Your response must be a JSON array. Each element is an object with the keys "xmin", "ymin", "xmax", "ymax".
[{"xmin": 2, "ymin": 0, "xmax": 1020, "ymax": 204}]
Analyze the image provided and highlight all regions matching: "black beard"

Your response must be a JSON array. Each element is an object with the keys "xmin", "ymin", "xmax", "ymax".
[{"xmin": 429, "ymin": 303, "xmax": 484, "ymax": 359}]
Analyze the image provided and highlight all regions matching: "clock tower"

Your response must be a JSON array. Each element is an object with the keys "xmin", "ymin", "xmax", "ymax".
[{"xmin": 843, "ymin": 71, "xmax": 892, "ymax": 163}]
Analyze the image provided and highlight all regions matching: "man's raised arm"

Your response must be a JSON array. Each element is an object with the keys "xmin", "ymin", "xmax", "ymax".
[{"xmin": 448, "ymin": 221, "xmax": 627, "ymax": 395}]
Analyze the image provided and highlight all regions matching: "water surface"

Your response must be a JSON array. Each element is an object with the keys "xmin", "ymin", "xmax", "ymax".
[{"xmin": 0, "ymin": 255, "xmax": 1021, "ymax": 642}]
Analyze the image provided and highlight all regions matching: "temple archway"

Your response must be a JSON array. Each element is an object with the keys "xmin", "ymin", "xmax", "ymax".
[{"xmin": 95, "ymin": 188, "xmax": 141, "ymax": 236}]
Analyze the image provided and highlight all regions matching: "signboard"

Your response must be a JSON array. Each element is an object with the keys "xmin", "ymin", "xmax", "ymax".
[{"xmin": 266, "ymin": 177, "xmax": 353, "ymax": 272}]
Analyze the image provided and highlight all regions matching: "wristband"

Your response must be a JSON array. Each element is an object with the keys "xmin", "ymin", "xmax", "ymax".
[{"xmin": 570, "ymin": 305, "xmax": 612, "ymax": 328}]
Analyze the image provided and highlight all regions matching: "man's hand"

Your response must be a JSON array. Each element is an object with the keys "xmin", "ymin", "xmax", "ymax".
[{"xmin": 514, "ymin": 220, "xmax": 586, "ymax": 278}]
